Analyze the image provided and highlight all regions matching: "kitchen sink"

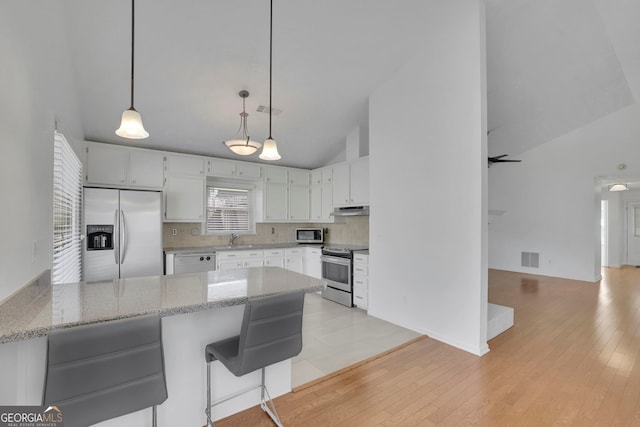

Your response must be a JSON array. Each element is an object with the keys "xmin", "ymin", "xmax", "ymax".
[{"xmin": 215, "ymin": 244, "xmax": 256, "ymax": 250}]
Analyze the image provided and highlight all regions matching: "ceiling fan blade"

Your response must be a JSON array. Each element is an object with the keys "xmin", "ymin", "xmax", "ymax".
[{"xmin": 488, "ymin": 154, "xmax": 521, "ymax": 167}]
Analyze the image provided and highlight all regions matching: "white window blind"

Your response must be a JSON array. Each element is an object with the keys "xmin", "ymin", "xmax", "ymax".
[
  {"xmin": 206, "ymin": 186, "xmax": 253, "ymax": 233},
  {"xmin": 52, "ymin": 132, "xmax": 83, "ymax": 284}
]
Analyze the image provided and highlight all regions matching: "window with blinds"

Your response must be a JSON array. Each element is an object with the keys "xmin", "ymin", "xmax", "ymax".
[
  {"xmin": 206, "ymin": 185, "xmax": 255, "ymax": 233},
  {"xmin": 52, "ymin": 132, "xmax": 83, "ymax": 284}
]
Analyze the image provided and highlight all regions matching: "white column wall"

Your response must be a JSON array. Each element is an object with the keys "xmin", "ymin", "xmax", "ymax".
[
  {"xmin": 368, "ymin": 0, "xmax": 488, "ymax": 355},
  {"xmin": 0, "ymin": 1, "xmax": 84, "ymax": 303}
]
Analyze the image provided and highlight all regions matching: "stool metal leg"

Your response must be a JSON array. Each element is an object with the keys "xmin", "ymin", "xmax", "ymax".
[
  {"xmin": 259, "ymin": 367, "xmax": 283, "ymax": 427},
  {"xmin": 206, "ymin": 362, "xmax": 215, "ymax": 427},
  {"xmin": 152, "ymin": 405, "xmax": 157, "ymax": 427}
]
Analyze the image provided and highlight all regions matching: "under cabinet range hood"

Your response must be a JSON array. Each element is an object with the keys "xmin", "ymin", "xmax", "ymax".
[{"xmin": 330, "ymin": 206, "xmax": 369, "ymax": 217}]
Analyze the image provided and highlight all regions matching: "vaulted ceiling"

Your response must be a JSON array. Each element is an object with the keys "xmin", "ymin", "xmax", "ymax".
[{"xmin": 60, "ymin": 0, "xmax": 640, "ymax": 169}]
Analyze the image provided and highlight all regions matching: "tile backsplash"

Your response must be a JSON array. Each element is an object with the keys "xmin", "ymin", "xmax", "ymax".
[{"xmin": 163, "ymin": 216, "xmax": 369, "ymax": 249}]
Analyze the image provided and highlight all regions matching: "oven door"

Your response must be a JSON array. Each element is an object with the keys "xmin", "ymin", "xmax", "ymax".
[{"xmin": 321, "ymin": 255, "xmax": 351, "ymax": 292}]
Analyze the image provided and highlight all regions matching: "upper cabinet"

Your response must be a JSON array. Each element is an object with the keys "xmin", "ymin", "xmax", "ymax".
[
  {"xmin": 86, "ymin": 142, "xmax": 164, "ymax": 189},
  {"xmin": 165, "ymin": 154, "xmax": 204, "ymax": 176},
  {"xmin": 207, "ymin": 158, "xmax": 261, "ymax": 180},
  {"xmin": 129, "ymin": 150, "xmax": 165, "ymax": 188},
  {"xmin": 262, "ymin": 166, "xmax": 310, "ymax": 222},
  {"xmin": 310, "ymin": 167, "xmax": 333, "ymax": 221},
  {"xmin": 332, "ymin": 157, "xmax": 369, "ymax": 207},
  {"xmin": 163, "ymin": 154, "xmax": 204, "ymax": 222}
]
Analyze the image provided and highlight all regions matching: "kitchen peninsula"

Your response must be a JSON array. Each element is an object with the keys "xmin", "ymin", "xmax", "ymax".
[{"xmin": 0, "ymin": 267, "xmax": 323, "ymax": 426}]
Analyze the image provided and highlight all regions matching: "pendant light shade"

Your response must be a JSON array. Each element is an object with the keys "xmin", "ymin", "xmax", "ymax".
[
  {"xmin": 259, "ymin": 0, "xmax": 281, "ymax": 161},
  {"xmin": 116, "ymin": 0, "xmax": 149, "ymax": 139},
  {"xmin": 609, "ymin": 183, "xmax": 629, "ymax": 191},
  {"xmin": 116, "ymin": 108, "xmax": 149, "ymax": 139},
  {"xmin": 224, "ymin": 90, "xmax": 262, "ymax": 155},
  {"xmin": 260, "ymin": 137, "xmax": 281, "ymax": 160}
]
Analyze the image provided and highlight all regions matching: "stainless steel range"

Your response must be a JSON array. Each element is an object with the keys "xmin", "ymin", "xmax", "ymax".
[{"xmin": 321, "ymin": 244, "xmax": 368, "ymax": 307}]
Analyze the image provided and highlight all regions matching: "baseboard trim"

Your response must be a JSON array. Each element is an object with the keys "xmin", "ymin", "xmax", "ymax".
[{"xmin": 292, "ymin": 335, "xmax": 428, "ymax": 393}]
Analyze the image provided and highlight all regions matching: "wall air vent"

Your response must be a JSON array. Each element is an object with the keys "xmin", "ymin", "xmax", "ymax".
[
  {"xmin": 256, "ymin": 105, "xmax": 283, "ymax": 116},
  {"xmin": 521, "ymin": 252, "xmax": 540, "ymax": 268}
]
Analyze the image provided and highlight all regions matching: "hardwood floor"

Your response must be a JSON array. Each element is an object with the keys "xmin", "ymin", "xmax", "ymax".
[{"xmin": 215, "ymin": 267, "xmax": 640, "ymax": 426}]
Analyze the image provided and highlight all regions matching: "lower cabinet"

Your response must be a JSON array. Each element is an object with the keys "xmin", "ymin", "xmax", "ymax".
[
  {"xmin": 264, "ymin": 249, "xmax": 285, "ymax": 268},
  {"xmin": 285, "ymin": 248, "xmax": 304, "ymax": 274},
  {"xmin": 353, "ymin": 253, "xmax": 369, "ymax": 310},
  {"xmin": 305, "ymin": 247, "xmax": 322, "ymax": 279},
  {"xmin": 216, "ymin": 250, "xmax": 264, "ymax": 270}
]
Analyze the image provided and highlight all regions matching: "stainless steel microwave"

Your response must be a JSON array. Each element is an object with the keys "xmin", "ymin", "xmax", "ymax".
[{"xmin": 295, "ymin": 228, "xmax": 324, "ymax": 244}]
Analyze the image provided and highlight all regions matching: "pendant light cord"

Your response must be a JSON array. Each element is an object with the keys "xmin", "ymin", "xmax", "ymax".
[
  {"xmin": 130, "ymin": 0, "xmax": 136, "ymax": 109},
  {"xmin": 268, "ymin": 0, "xmax": 273, "ymax": 139}
]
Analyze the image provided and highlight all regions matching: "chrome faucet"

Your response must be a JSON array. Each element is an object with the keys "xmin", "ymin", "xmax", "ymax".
[{"xmin": 229, "ymin": 233, "xmax": 239, "ymax": 246}]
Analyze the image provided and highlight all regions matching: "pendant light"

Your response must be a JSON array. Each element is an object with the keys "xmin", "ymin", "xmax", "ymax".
[
  {"xmin": 259, "ymin": 0, "xmax": 281, "ymax": 160},
  {"xmin": 609, "ymin": 183, "xmax": 629, "ymax": 191},
  {"xmin": 223, "ymin": 91, "xmax": 262, "ymax": 155},
  {"xmin": 116, "ymin": 0, "xmax": 149, "ymax": 139}
]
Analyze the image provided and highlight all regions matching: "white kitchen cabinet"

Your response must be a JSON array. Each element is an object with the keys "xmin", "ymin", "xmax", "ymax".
[
  {"xmin": 236, "ymin": 162, "xmax": 262, "ymax": 180},
  {"xmin": 264, "ymin": 248, "xmax": 285, "ymax": 268},
  {"xmin": 264, "ymin": 166, "xmax": 288, "ymax": 184},
  {"xmin": 86, "ymin": 143, "xmax": 128, "ymax": 186},
  {"xmin": 288, "ymin": 169, "xmax": 309, "ymax": 186},
  {"xmin": 331, "ymin": 157, "xmax": 369, "ymax": 207},
  {"xmin": 263, "ymin": 166, "xmax": 288, "ymax": 221},
  {"xmin": 310, "ymin": 168, "xmax": 332, "ymax": 222},
  {"xmin": 288, "ymin": 169, "xmax": 310, "ymax": 221},
  {"xmin": 87, "ymin": 142, "xmax": 163, "ymax": 189},
  {"xmin": 216, "ymin": 250, "xmax": 264, "ymax": 270},
  {"xmin": 163, "ymin": 154, "xmax": 205, "ymax": 222},
  {"xmin": 206, "ymin": 158, "xmax": 236, "ymax": 178},
  {"xmin": 163, "ymin": 174, "xmax": 204, "ymax": 221},
  {"xmin": 353, "ymin": 252, "xmax": 369, "ymax": 310},
  {"xmin": 289, "ymin": 185, "xmax": 310, "ymax": 221},
  {"xmin": 311, "ymin": 169, "xmax": 322, "ymax": 186},
  {"xmin": 321, "ymin": 181, "xmax": 333, "ymax": 220},
  {"xmin": 285, "ymin": 248, "xmax": 304, "ymax": 274},
  {"xmin": 129, "ymin": 150, "xmax": 164, "ymax": 188},
  {"xmin": 310, "ymin": 185, "xmax": 322, "ymax": 221},
  {"xmin": 207, "ymin": 158, "xmax": 261, "ymax": 180},
  {"xmin": 304, "ymin": 246, "xmax": 322, "ymax": 279},
  {"xmin": 332, "ymin": 162, "xmax": 350, "ymax": 207},
  {"xmin": 165, "ymin": 154, "xmax": 204, "ymax": 176},
  {"xmin": 264, "ymin": 182, "xmax": 288, "ymax": 221},
  {"xmin": 263, "ymin": 166, "xmax": 311, "ymax": 222}
]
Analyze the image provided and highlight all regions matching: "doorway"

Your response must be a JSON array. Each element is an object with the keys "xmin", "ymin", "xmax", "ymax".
[
  {"xmin": 601, "ymin": 200, "xmax": 608, "ymax": 267},
  {"xmin": 627, "ymin": 202, "xmax": 640, "ymax": 266}
]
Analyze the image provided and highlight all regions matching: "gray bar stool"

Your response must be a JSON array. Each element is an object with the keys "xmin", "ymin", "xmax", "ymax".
[
  {"xmin": 42, "ymin": 314, "xmax": 168, "ymax": 427},
  {"xmin": 204, "ymin": 290, "xmax": 305, "ymax": 427}
]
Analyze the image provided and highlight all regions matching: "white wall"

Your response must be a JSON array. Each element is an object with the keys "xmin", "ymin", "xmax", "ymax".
[
  {"xmin": 369, "ymin": 0, "xmax": 488, "ymax": 355},
  {"xmin": 0, "ymin": 1, "xmax": 83, "ymax": 303},
  {"xmin": 488, "ymin": 103, "xmax": 640, "ymax": 281}
]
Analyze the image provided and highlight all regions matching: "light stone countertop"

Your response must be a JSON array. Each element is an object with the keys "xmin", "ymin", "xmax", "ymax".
[
  {"xmin": 163, "ymin": 242, "xmax": 321, "ymax": 255},
  {"xmin": 0, "ymin": 267, "xmax": 324, "ymax": 344}
]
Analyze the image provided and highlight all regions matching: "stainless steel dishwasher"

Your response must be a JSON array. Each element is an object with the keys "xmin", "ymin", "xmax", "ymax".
[{"xmin": 173, "ymin": 251, "xmax": 216, "ymax": 274}]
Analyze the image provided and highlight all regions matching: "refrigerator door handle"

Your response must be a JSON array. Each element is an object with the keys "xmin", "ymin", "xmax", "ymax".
[
  {"xmin": 113, "ymin": 209, "xmax": 120, "ymax": 265},
  {"xmin": 120, "ymin": 210, "xmax": 127, "ymax": 264}
]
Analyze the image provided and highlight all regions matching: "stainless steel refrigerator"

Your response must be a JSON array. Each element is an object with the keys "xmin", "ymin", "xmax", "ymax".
[{"xmin": 83, "ymin": 188, "xmax": 163, "ymax": 282}]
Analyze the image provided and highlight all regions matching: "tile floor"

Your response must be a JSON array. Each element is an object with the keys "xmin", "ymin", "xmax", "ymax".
[{"xmin": 292, "ymin": 292, "xmax": 422, "ymax": 388}]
